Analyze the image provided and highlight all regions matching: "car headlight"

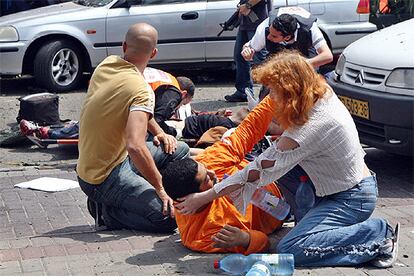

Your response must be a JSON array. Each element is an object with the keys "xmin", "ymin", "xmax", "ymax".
[
  {"xmin": 0, "ymin": 26, "xmax": 19, "ymax": 42},
  {"xmin": 386, "ymin": 69, "xmax": 414, "ymax": 89},
  {"xmin": 335, "ymin": 54, "xmax": 346, "ymax": 77}
]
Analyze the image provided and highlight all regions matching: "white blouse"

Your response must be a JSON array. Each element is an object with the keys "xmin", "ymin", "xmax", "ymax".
[{"xmin": 214, "ymin": 92, "xmax": 366, "ymax": 214}]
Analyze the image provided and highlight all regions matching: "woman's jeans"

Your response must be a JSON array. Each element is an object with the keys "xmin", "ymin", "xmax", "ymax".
[
  {"xmin": 276, "ymin": 165, "xmax": 391, "ymax": 266},
  {"xmin": 78, "ymin": 141, "xmax": 189, "ymax": 233}
]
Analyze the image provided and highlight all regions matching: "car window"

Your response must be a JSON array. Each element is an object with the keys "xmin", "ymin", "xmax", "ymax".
[
  {"xmin": 73, "ymin": 0, "xmax": 113, "ymax": 6},
  {"xmin": 0, "ymin": 0, "xmax": 70, "ymax": 16}
]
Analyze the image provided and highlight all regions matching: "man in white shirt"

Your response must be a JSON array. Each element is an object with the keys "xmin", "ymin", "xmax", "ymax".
[{"xmin": 241, "ymin": 7, "xmax": 333, "ymax": 69}]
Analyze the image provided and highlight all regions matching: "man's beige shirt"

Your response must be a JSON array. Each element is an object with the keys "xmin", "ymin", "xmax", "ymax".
[{"xmin": 77, "ymin": 56, "xmax": 154, "ymax": 184}]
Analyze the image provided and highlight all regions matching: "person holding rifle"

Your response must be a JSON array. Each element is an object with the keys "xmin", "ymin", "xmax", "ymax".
[{"xmin": 224, "ymin": 0, "xmax": 271, "ymax": 103}]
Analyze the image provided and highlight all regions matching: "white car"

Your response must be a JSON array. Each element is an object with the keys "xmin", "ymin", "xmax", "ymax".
[
  {"xmin": 0, "ymin": 0, "xmax": 376, "ymax": 92},
  {"xmin": 328, "ymin": 19, "xmax": 414, "ymax": 155}
]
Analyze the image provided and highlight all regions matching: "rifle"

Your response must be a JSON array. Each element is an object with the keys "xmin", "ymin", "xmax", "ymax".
[{"xmin": 217, "ymin": 0, "xmax": 259, "ymax": 36}]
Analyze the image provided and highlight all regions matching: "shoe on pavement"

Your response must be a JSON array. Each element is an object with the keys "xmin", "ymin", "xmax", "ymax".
[
  {"xmin": 87, "ymin": 198, "xmax": 107, "ymax": 231},
  {"xmin": 224, "ymin": 93, "xmax": 248, "ymax": 102},
  {"xmin": 19, "ymin": 120, "xmax": 40, "ymax": 136},
  {"xmin": 371, "ymin": 222, "xmax": 400, "ymax": 268}
]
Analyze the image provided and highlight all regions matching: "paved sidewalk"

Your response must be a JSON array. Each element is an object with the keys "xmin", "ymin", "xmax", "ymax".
[
  {"xmin": 1, "ymin": 80, "xmax": 413, "ymax": 275},
  {"xmin": 0, "ymin": 165, "xmax": 413, "ymax": 275}
]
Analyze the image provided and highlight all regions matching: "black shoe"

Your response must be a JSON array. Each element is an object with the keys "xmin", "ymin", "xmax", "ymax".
[
  {"xmin": 224, "ymin": 93, "xmax": 248, "ymax": 102},
  {"xmin": 86, "ymin": 198, "xmax": 107, "ymax": 231}
]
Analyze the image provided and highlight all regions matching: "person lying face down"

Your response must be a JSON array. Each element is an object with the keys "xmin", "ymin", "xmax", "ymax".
[{"xmin": 161, "ymin": 96, "xmax": 285, "ymax": 254}]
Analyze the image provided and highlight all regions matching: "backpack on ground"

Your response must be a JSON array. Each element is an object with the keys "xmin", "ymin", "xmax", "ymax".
[{"xmin": 16, "ymin": 92, "xmax": 61, "ymax": 126}]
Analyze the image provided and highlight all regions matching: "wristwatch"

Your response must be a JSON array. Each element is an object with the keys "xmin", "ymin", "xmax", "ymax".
[{"xmin": 245, "ymin": 2, "xmax": 253, "ymax": 9}]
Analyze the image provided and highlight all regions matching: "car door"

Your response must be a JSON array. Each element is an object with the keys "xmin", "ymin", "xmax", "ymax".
[
  {"xmin": 273, "ymin": 0, "xmax": 310, "ymax": 11},
  {"xmin": 106, "ymin": 0, "xmax": 207, "ymax": 64},
  {"xmin": 205, "ymin": 0, "xmax": 238, "ymax": 62}
]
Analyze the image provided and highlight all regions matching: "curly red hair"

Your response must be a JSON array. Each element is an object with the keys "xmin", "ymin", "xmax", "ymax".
[{"xmin": 252, "ymin": 50, "xmax": 328, "ymax": 130}]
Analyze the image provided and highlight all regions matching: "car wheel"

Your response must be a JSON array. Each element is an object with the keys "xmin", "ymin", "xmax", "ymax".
[{"xmin": 34, "ymin": 40, "xmax": 83, "ymax": 92}]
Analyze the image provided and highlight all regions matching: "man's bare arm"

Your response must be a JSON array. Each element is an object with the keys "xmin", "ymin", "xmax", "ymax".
[
  {"xmin": 148, "ymin": 117, "xmax": 164, "ymax": 137},
  {"xmin": 307, "ymin": 43, "xmax": 333, "ymax": 68},
  {"xmin": 126, "ymin": 111, "xmax": 174, "ymax": 216}
]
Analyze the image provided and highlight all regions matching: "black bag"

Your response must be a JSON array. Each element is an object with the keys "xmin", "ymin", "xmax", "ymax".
[{"xmin": 16, "ymin": 93, "xmax": 61, "ymax": 126}]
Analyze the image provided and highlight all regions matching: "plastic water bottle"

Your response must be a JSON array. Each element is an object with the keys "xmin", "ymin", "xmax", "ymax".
[
  {"xmin": 246, "ymin": 261, "xmax": 272, "ymax": 276},
  {"xmin": 251, "ymin": 187, "xmax": 290, "ymax": 220},
  {"xmin": 214, "ymin": 253, "xmax": 294, "ymax": 275},
  {"xmin": 295, "ymin": 175, "xmax": 315, "ymax": 222}
]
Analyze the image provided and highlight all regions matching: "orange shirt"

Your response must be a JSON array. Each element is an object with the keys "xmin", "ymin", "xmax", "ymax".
[{"xmin": 175, "ymin": 97, "xmax": 284, "ymax": 254}]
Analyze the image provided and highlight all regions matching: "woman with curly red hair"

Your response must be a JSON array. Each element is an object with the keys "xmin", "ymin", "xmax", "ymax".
[{"xmin": 175, "ymin": 50, "xmax": 399, "ymax": 268}]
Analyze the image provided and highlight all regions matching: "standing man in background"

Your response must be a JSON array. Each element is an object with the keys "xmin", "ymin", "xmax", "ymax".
[{"xmin": 224, "ymin": 0, "xmax": 271, "ymax": 102}]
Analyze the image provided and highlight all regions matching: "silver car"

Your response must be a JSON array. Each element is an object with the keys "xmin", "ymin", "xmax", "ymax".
[{"xmin": 0, "ymin": 0, "xmax": 376, "ymax": 92}]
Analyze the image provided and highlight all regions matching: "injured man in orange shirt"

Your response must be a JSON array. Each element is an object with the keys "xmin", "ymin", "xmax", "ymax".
[{"xmin": 161, "ymin": 96, "xmax": 285, "ymax": 254}]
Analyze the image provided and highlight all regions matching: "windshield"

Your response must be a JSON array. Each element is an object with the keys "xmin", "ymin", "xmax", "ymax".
[{"xmin": 72, "ymin": 0, "xmax": 114, "ymax": 7}]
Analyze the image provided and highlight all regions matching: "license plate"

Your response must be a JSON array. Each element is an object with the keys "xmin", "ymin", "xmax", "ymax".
[{"xmin": 338, "ymin": 95, "xmax": 370, "ymax": 120}]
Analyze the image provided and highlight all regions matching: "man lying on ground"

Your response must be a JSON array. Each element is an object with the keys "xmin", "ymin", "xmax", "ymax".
[
  {"xmin": 161, "ymin": 96, "xmax": 285, "ymax": 254},
  {"xmin": 20, "ymin": 104, "xmax": 282, "ymax": 148},
  {"xmin": 165, "ymin": 107, "xmax": 248, "ymax": 140}
]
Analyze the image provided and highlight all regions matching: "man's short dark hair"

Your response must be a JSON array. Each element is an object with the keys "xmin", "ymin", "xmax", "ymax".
[
  {"xmin": 161, "ymin": 158, "xmax": 201, "ymax": 200},
  {"xmin": 272, "ymin": 14, "xmax": 298, "ymax": 37},
  {"xmin": 177, "ymin": 77, "xmax": 195, "ymax": 97}
]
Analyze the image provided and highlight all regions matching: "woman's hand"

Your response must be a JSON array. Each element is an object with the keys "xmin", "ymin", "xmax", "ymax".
[
  {"xmin": 175, "ymin": 189, "xmax": 217, "ymax": 215},
  {"xmin": 175, "ymin": 192, "xmax": 206, "ymax": 215}
]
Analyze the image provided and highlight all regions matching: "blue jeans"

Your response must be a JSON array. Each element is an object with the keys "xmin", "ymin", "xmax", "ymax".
[
  {"xmin": 78, "ymin": 142, "xmax": 189, "ymax": 233},
  {"xmin": 276, "ymin": 166, "xmax": 391, "ymax": 266},
  {"xmin": 49, "ymin": 122, "xmax": 79, "ymax": 139},
  {"xmin": 234, "ymin": 29, "xmax": 267, "ymax": 96}
]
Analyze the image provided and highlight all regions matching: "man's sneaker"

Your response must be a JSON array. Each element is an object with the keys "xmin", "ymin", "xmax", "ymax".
[
  {"xmin": 19, "ymin": 120, "xmax": 40, "ymax": 136},
  {"xmin": 371, "ymin": 222, "xmax": 400, "ymax": 268},
  {"xmin": 224, "ymin": 93, "xmax": 248, "ymax": 102}
]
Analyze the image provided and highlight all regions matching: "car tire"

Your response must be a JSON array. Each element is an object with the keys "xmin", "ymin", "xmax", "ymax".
[{"xmin": 34, "ymin": 39, "xmax": 83, "ymax": 92}]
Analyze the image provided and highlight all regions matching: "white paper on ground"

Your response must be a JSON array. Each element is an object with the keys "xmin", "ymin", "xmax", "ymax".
[{"xmin": 14, "ymin": 177, "xmax": 79, "ymax": 192}]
